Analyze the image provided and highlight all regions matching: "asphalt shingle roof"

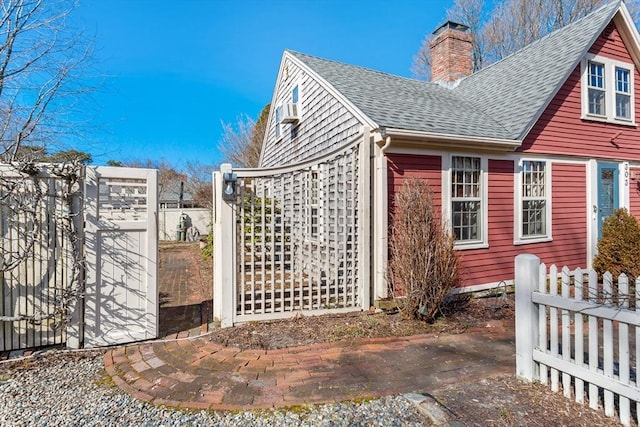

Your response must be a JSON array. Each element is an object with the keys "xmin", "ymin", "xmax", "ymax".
[
  {"xmin": 289, "ymin": 51, "xmax": 513, "ymax": 139},
  {"xmin": 287, "ymin": 1, "xmax": 621, "ymax": 142},
  {"xmin": 455, "ymin": 0, "xmax": 620, "ymax": 139}
]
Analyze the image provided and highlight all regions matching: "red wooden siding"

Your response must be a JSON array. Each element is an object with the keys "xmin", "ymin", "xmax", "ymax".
[
  {"xmin": 459, "ymin": 162, "xmax": 587, "ymax": 286},
  {"xmin": 386, "ymin": 153, "xmax": 441, "ymax": 216},
  {"xmin": 456, "ymin": 160, "xmax": 514, "ymax": 286},
  {"xmin": 630, "ymin": 167, "xmax": 640, "ymax": 217},
  {"xmin": 386, "ymin": 154, "xmax": 442, "ymax": 295},
  {"xmin": 521, "ymin": 23, "xmax": 640, "ymax": 161},
  {"xmin": 387, "ymin": 157, "xmax": 588, "ymax": 288}
]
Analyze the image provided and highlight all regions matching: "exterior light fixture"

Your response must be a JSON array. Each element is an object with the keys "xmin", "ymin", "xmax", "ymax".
[{"xmin": 222, "ymin": 172, "xmax": 237, "ymax": 202}]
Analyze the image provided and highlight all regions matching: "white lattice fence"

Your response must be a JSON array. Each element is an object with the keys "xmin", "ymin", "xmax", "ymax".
[
  {"xmin": 214, "ymin": 135, "xmax": 370, "ymax": 326},
  {"xmin": 516, "ymin": 254, "xmax": 640, "ymax": 426}
]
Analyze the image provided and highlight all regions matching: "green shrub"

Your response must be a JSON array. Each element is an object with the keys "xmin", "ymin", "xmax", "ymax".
[
  {"xmin": 387, "ymin": 178, "xmax": 460, "ymax": 322},
  {"xmin": 593, "ymin": 208, "xmax": 640, "ymax": 278}
]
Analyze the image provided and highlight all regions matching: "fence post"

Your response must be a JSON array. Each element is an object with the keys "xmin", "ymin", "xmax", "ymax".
[
  {"xmin": 515, "ymin": 253, "xmax": 540, "ymax": 382},
  {"xmin": 66, "ymin": 177, "xmax": 85, "ymax": 349},
  {"xmin": 358, "ymin": 131, "xmax": 371, "ymax": 310},
  {"xmin": 213, "ymin": 164, "xmax": 235, "ymax": 328}
]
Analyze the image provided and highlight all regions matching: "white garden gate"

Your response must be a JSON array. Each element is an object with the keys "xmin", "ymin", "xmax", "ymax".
[
  {"xmin": 83, "ymin": 166, "xmax": 158, "ymax": 348},
  {"xmin": 213, "ymin": 137, "xmax": 370, "ymax": 327}
]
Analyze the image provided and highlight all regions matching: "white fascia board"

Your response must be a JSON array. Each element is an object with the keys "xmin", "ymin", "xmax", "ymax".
[
  {"xmin": 257, "ymin": 51, "xmax": 289, "ymax": 168},
  {"xmin": 613, "ymin": 3, "xmax": 640, "ymax": 69},
  {"xmin": 382, "ymin": 127, "xmax": 522, "ymax": 150},
  {"xmin": 285, "ymin": 52, "xmax": 378, "ymax": 130}
]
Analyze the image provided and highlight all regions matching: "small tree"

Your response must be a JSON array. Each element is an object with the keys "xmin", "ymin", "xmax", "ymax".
[
  {"xmin": 388, "ymin": 178, "xmax": 460, "ymax": 321},
  {"xmin": 593, "ymin": 208, "xmax": 640, "ymax": 279}
]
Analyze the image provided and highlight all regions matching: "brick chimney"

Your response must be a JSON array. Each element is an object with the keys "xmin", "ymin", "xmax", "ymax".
[{"xmin": 429, "ymin": 21, "xmax": 473, "ymax": 84}]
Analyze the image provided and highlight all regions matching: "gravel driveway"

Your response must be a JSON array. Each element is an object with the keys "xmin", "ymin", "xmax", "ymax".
[{"xmin": 0, "ymin": 351, "xmax": 428, "ymax": 427}]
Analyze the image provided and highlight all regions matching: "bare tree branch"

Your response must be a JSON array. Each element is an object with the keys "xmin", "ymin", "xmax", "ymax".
[
  {"xmin": 411, "ymin": 0, "xmax": 634, "ymax": 80},
  {"xmin": 0, "ymin": 0, "xmax": 95, "ymax": 161},
  {"xmin": 218, "ymin": 104, "xmax": 270, "ymax": 168}
]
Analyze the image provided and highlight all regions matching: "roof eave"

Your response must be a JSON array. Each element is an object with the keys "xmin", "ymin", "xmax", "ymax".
[
  {"xmin": 285, "ymin": 51, "xmax": 379, "ymax": 130},
  {"xmin": 381, "ymin": 127, "xmax": 521, "ymax": 151}
]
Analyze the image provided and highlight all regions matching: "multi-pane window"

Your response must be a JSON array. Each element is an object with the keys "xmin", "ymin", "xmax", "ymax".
[
  {"xmin": 521, "ymin": 161, "xmax": 547, "ymax": 238},
  {"xmin": 583, "ymin": 55, "xmax": 634, "ymax": 124},
  {"xmin": 451, "ymin": 156, "xmax": 482, "ymax": 242},
  {"xmin": 615, "ymin": 67, "xmax": 631, "ymax": 119},
  {"xmin": 587, "ymin": 61, "xmax": 605, "ymax": 116}
]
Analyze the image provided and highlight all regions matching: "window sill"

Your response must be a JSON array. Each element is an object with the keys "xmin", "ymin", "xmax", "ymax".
[
  {"xmin": 514, "ymin": 236, "xmax": 552, "ymax": 245},
  {"xmin": 454, "ymin": 242, "xmax": 489, "ymax": 251},
  {"xmin": 581, "ymin": 115, "xmax": 637, "ymax": 127}
]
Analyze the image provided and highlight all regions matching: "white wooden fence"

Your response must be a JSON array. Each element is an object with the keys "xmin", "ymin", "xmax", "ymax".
[
  {"xmin": 515, "ymin": 254, "xmax": 640, "ymax": 426},
  {"xmin": 0, "ymin": 164, "xmax": 159, "ymax": 352},
  {"xmin": 213, "ymin": 135, "xmax": 370, "ymax": 327},
  {"xmin": 0, "ymin": 164, "xmax": 82, "ymax": 351}
]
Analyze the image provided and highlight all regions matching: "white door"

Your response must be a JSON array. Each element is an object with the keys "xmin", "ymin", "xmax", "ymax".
[{"xmin": 83, "ymin": 166, "xmax": 158, "ymax": 347}]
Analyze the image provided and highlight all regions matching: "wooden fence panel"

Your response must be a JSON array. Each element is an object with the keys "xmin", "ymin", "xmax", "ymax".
[
  {"xmin": 0, "ymin": 166, "xmax": 82, "ymax": 351},
  {"xmin": 516, "ymin": 254, "xmax": 640, "ymax": 426}
]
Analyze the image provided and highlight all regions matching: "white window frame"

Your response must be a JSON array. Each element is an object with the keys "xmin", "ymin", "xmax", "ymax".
[
  {"xmin": 307, "ymin": 166, "xmax": 322, "ymax": 240},
  {"xmin": 581, "ymin": 53, "xmax": 635, "ymax": 125},
  {"xmin": 442, "ymin": 154, "xmax": 488, "ymax": 250},
  {"xmin": 290, "ymin": 83, "xmax": 302, "ymax": 123},
  {"xmin": 514, "ymin": 159, "xmax": 552, "ymax": 245},
  {"xmin": 274, "ymin": 104, "xmax": 282, "ymax": 139}
]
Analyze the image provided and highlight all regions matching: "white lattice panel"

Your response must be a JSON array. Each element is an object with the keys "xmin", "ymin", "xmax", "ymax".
[{"xmin": 98, "ymin": 178, "xmax": 148, "ymax": 221}]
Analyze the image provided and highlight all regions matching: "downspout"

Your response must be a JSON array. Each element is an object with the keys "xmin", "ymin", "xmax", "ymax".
[
  {"xmin": 380, "ymin": 135, "xmax": 391, "ymax": 153},
  {"xmin": 374, "ymin": 134, "xmax": 391, "ymax": 301}
]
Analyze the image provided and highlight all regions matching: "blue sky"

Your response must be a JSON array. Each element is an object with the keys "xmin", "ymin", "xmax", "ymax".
[{"xmin": 71, "ymin": 0, "xmax": 453, "ymax": 168}]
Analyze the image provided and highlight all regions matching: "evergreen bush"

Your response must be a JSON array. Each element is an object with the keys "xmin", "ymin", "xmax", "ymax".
[{"xmin": 593, "ymin": 208, "xmax": 640, "ymax": 279}]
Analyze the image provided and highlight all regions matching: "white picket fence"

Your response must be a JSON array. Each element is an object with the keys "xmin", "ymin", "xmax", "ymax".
[{"xmin": 515, "ymin": 254, "xmax": 640, "ymax": 426}]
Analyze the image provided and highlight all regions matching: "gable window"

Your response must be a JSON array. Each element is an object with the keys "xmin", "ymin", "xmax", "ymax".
[
  {"xmin": 587, "ymin": 61, "xmax": 605, "ymax": 115},
  {"xmin": 451, "ymin": 156, "xmax": 482, "ymax": 244},
  {"xmin": 275, "ymin": 105, "xmax": 282, "ymax": 138},
  {"xmin": 616, "ymin": 67, "xmax": 631, "ymax": 119},
  {"xmin": 582, "ymin": 54, "xmax": 635, "ymax": 125}
]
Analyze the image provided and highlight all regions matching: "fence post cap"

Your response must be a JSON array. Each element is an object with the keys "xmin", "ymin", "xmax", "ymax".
[{"xmin": 516, "ymin": 253, "xmax": 540, "ymax": 262}]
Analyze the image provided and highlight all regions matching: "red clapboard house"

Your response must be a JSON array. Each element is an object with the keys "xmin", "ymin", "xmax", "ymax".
[{"xmin": 258, "ymin": 1, "xmax": 640, "ymax": 298}]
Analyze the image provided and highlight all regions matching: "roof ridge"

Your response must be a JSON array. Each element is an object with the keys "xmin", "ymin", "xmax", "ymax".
[{"xmin": 285, "ymin": 50, "xmax": 436, "ymax": 87}]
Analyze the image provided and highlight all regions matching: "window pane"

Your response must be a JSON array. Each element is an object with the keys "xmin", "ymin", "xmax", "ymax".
[
  {"xmin": 617, "ymin": 93, "xmax": 630, "ymax": 119},
  {"xmin": 292, "ymin": 85, "xmax": 299, "ymax": 104},
  {"xmin": 588, "ymin": 62, "xmax": 604, "ymax": 88},
  {"xmin": 452, "ymin": 201, "xmax": 479, "ymax": 241},
  {"xmin": 588, "ymin": 88, "xmax": 605, "ymax": 115},
  {"xmin": 523, "ymin": 200, "xmax": 546, "ymax": 236},
  {"xmin": 616, "ymin": 67, "xmax": 630, "ymax": 93}
]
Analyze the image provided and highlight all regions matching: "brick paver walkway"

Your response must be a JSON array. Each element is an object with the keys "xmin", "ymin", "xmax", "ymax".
[
  {"xmin": 105, "ymin": 326, "xmax": 515, "ymax": 410},
  {"xmin": 107, "ymin": 242, "xmax": 515, "ymax": 410},
  {"xmin": 158, "ymin": 244, "xmax": 211, "ymax": 337}
]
